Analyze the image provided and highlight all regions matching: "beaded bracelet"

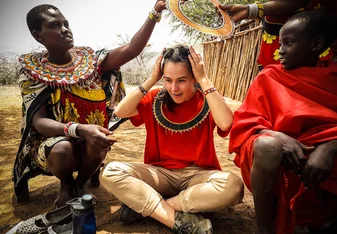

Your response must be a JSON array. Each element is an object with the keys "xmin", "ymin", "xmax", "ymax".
[
  {"xmin": 257, "ymin": 3, "xmax": 264, "ymax": 19},
  {"xmin": 138, "ymin": 85, "xmax": 148, "ymax": 96},
  {"xmin": 149, "ymin": 9, "xmax": 161, "ymax": 23},
  {"xmin": 64, "ymin": 122, "xmax": 81, "ymax": 138},
  {"xmin": 247, "ymin": 4, "xmax": 258, "ymax": 19},
  {"xmin": 203, "ymin": 87, "xmax": 217, "ymax": 96}
]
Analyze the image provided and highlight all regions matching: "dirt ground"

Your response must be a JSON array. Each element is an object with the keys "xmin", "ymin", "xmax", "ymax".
[{"xmin": 0, "ymin": 85, "xmax": 309, "ymax": 234}]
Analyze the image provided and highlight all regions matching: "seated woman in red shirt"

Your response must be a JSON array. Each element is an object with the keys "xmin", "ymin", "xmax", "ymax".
[{"xmin": 100, "ymin": 45, "xmax": 244, "ymax": 234}]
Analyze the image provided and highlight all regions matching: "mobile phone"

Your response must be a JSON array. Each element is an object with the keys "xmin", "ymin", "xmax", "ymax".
[{"xmin": 108, "ymin": 117, "xmax": 128, "ymax": 132}]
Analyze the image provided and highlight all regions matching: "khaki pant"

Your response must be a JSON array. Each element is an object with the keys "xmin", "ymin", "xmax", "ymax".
[{"xmin": 100, "ymin": 162, "xmax": 244, "ymax": 217}]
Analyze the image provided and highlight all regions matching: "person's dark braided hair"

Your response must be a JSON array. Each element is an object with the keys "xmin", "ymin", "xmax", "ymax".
[
  {"xmin": 288, "ymin": 9, "xmax": 337, "ymax": 53},
  {"xmin": 26, "ymin": 4, "xmax": 59, "ymax": 33},
  {"xmin": 158, "ymin": 45, "xmax": 196, "ymax": 112}
]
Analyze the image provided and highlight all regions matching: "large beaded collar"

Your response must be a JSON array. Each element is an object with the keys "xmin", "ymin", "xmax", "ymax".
[
  {"xmin": 18, "ymin": 46, "xmax": 104, "ymax": 88},
  {"xmin": 153, "ymin": 88, "xmax": 210, "ymax": 133}
]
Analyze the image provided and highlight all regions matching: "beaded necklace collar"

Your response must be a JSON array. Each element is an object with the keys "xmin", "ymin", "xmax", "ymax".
[
  {"xmin": 19, "ymin": 46, "xmax": 100, "ymax": 88},
  {"xmin": 153, "ymin": 88, "xmax": 210, "ymax": 133}
]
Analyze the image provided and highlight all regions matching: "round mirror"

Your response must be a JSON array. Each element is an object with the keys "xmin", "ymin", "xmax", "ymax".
[{"xmin": 168, "ymin": 0, "xmax": 234, "ymax": 37}]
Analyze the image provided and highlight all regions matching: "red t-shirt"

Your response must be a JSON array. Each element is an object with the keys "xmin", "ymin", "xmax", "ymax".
[{"xmin": 130, "ymin": 88, "xmax": 228, "ymax": 170}]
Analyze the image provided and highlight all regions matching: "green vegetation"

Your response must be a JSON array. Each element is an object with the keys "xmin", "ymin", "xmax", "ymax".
[
  {"xmin": 0, "ymin": 56, "xmax": 20, "ymax": 85},
  {"xmin": 165, "ymin": 0, "xmax": 266, "ymax": 42}
]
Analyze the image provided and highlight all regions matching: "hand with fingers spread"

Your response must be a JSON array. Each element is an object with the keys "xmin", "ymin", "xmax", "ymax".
[
  {"xmin": 149, "ymin": 54, "xmax": 164, "ymax": 83},
  {"xmin": 77, "ymin": 124, "xmax": 116, "ymax": 151},
  {"xmin": 301, "ymin": 140, "xmax": 337, "ymax": 188},
  {"xmin": 219, "ymin": 4, "xmax": 249, "ymax": 23},
  {"xmin": 188, "ymin": 46, "xmax": 208, "ymax": 83}
]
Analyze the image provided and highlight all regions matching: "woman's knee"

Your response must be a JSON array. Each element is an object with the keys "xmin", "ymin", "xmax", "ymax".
[
  {"xmin": 99, "ymin": 162, "xmax": 130, "ymax": 187},
  {"xmin": 253, "ymin": 136, "xmax": 283, "ymax": 167},
  {"xmin": 208, "ymin": 172, "xmax": 244, "ymax": 207},
  {"xmin": 48, "ymin": 141, "xmax": 78, "ymax": 171},
  {"xmin": 213, "ymin": 172, "xmax": 244, "ymax": 206},
  {"xmin": 226, "ymin": 173, "xmax": 244, "ymax": 205}
]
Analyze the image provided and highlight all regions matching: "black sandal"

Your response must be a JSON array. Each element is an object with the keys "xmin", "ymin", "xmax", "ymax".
[
  {"xmin": 15, "ymin": 198, "xmax": 77, "ymax": 234},
  {"xmin": 39, "ymin": 222, "xmax": 72, "ymax": 234}
]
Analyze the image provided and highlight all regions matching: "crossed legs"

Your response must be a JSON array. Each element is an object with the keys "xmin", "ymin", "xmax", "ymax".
[{"xmin": 100, "ymin": 162, "xmax": 244, "ymax": 228}]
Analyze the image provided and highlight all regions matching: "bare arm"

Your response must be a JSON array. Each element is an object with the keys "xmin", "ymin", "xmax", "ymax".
[
  {"xmin": 199, "ymin": 79, "xmax": 233, "ymax": 131},
  {"xmin": 114, "ymin": 55, "xmax": 163, "ymax": 118},
  {"xmin": 220, "ymin": 0, "xmax": 311, "ymax": 23},
  {"xmin": 33, "ymin": 104, "xmax": 115, "ymax": 149},
  {"xmin": 100, "ymin": 0, "xmax": 166, "ymax": 72},
  {"xmin": 188, "ymin": 46, "xmax": 233, "ymax": 131},
  {"xmin": 32, "ymin": 104, "xmax": 65, "ymax": 137},
  {"xmin": 263, "ymin": 0, "xmax": 312, "ymax": 16}
]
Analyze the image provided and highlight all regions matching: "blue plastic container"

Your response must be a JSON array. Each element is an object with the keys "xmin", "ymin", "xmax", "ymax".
[{"xmin": 70, "ymin": 194, "xmax": 96, "ymax": 234}]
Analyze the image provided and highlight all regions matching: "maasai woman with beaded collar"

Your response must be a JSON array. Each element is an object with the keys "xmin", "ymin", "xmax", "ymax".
[
  {"xmin": 100, "ymin": 45, "xmax": 244, "ymax": 234},
  {"xmin": 14, "ymin": 1, "xmax": 166, "ymax": 208}
]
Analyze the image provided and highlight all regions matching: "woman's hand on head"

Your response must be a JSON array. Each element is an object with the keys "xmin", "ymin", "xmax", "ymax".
[
  {"xmin": 188, "ymin": 46, "xmax": 208, "ymax": 83},
  {"xmin": 219, "ymin": 4, "xmax": 249, "ymax": 23},
  {"xmin": 149, "ymin": 54, "xmax": 163, "ymax": 83},
  {"xmin": 76, "ymin": 124, "xmax": 116, "ymax": 151},
  {"xmin": 154, "ymin": 0, "xmax": 167, "ymax": 13}
]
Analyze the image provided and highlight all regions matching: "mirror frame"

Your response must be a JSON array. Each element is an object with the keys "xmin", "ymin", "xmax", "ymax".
[{"xmin": 168, "ymin": 0, "xmax": 234, "ymax": 37}]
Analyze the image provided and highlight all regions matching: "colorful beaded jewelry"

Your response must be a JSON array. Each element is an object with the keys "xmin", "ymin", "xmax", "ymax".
[
  {"xmin": 64, "ymin": 122, "xmax": 81, "ymax": 138},
  {"xmin": 149, "ymin": 9, "xmax": 161, "ymax": 23},
  {"xmin": 151, "ymin": 8, "xmax": 161, "ymax": 18},
  {"xmin": 18, "ymin": 47, "xmax": 100, "ymax": 88},
  {"xmin": 138, "ymin": 85, "xmax": 148, "ymax": 96},
  {"xmin": 153, "ymin": 88, "xmax": 210, "ymax": 132},
  {"xmin": 247, "ymin": 4, "xmax": 258, "ymax": 19},
  {"xmin": 257, "ymin": 3, "xmax": 265, "ymax": 19},
  {"xmin": 203, "ymin": 87, "xmax": 217, "ymax": 96}
]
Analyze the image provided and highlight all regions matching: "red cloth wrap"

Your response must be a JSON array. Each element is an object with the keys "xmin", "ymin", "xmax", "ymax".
[{"xmin": 229, "ymin": 64, "xmax": 337, "ymax": 233}]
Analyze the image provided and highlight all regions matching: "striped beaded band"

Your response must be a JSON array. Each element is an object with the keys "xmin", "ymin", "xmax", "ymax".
[
  {"xmin": 203, "ymin": 87, "xmax": 217, "ymax": 96},
  {"xmin": 247, "ymin": 4, "xmax": 258, "ymax": 19},
  {"xmin": 149, "ymin": 12, "xmax": 161, "ymax": 22},
  {"xmin": 257, "ymin": 3, "xmax": 264, "ymax": 19},
  {"xmin": 151, "ymin": 8, "xmax": 162, "ymax": 18},
  {"xmin": 138, "ymin": 85, "xmax": 148, "ymax": 96},
  {"xmin": 64, "ymin": 122, "xmax": 81, "ymax": 138}
]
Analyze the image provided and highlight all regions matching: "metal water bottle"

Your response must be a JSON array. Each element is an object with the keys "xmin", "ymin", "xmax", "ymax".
[{"xmin": 71, "ymin": 194, "xmax": 96, "ymax": 234}]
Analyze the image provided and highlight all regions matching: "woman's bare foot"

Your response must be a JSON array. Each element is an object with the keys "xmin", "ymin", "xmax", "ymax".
[{"xmin": 54, "ymin": 182, "xmax": 74, "ymax": 208}]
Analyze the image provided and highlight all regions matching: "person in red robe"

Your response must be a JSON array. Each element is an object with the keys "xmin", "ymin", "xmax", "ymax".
[
  {"xmin": 220, "ymin": 0, "xmax": 337, "ymax": 69},
  {"xmin": 229, "ymin": 10, "xmax": 337, "ymax": 234}
]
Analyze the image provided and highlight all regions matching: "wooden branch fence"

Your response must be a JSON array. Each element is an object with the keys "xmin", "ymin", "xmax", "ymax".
[{"xmin": 203, "ymin": 20, "xmax": 263, "ymax": 101}]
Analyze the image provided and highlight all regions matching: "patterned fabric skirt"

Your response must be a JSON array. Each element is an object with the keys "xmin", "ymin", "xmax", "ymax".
[{"xmin": 25, "ymin": 134, "xmax": 73, "ymax": 172}]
